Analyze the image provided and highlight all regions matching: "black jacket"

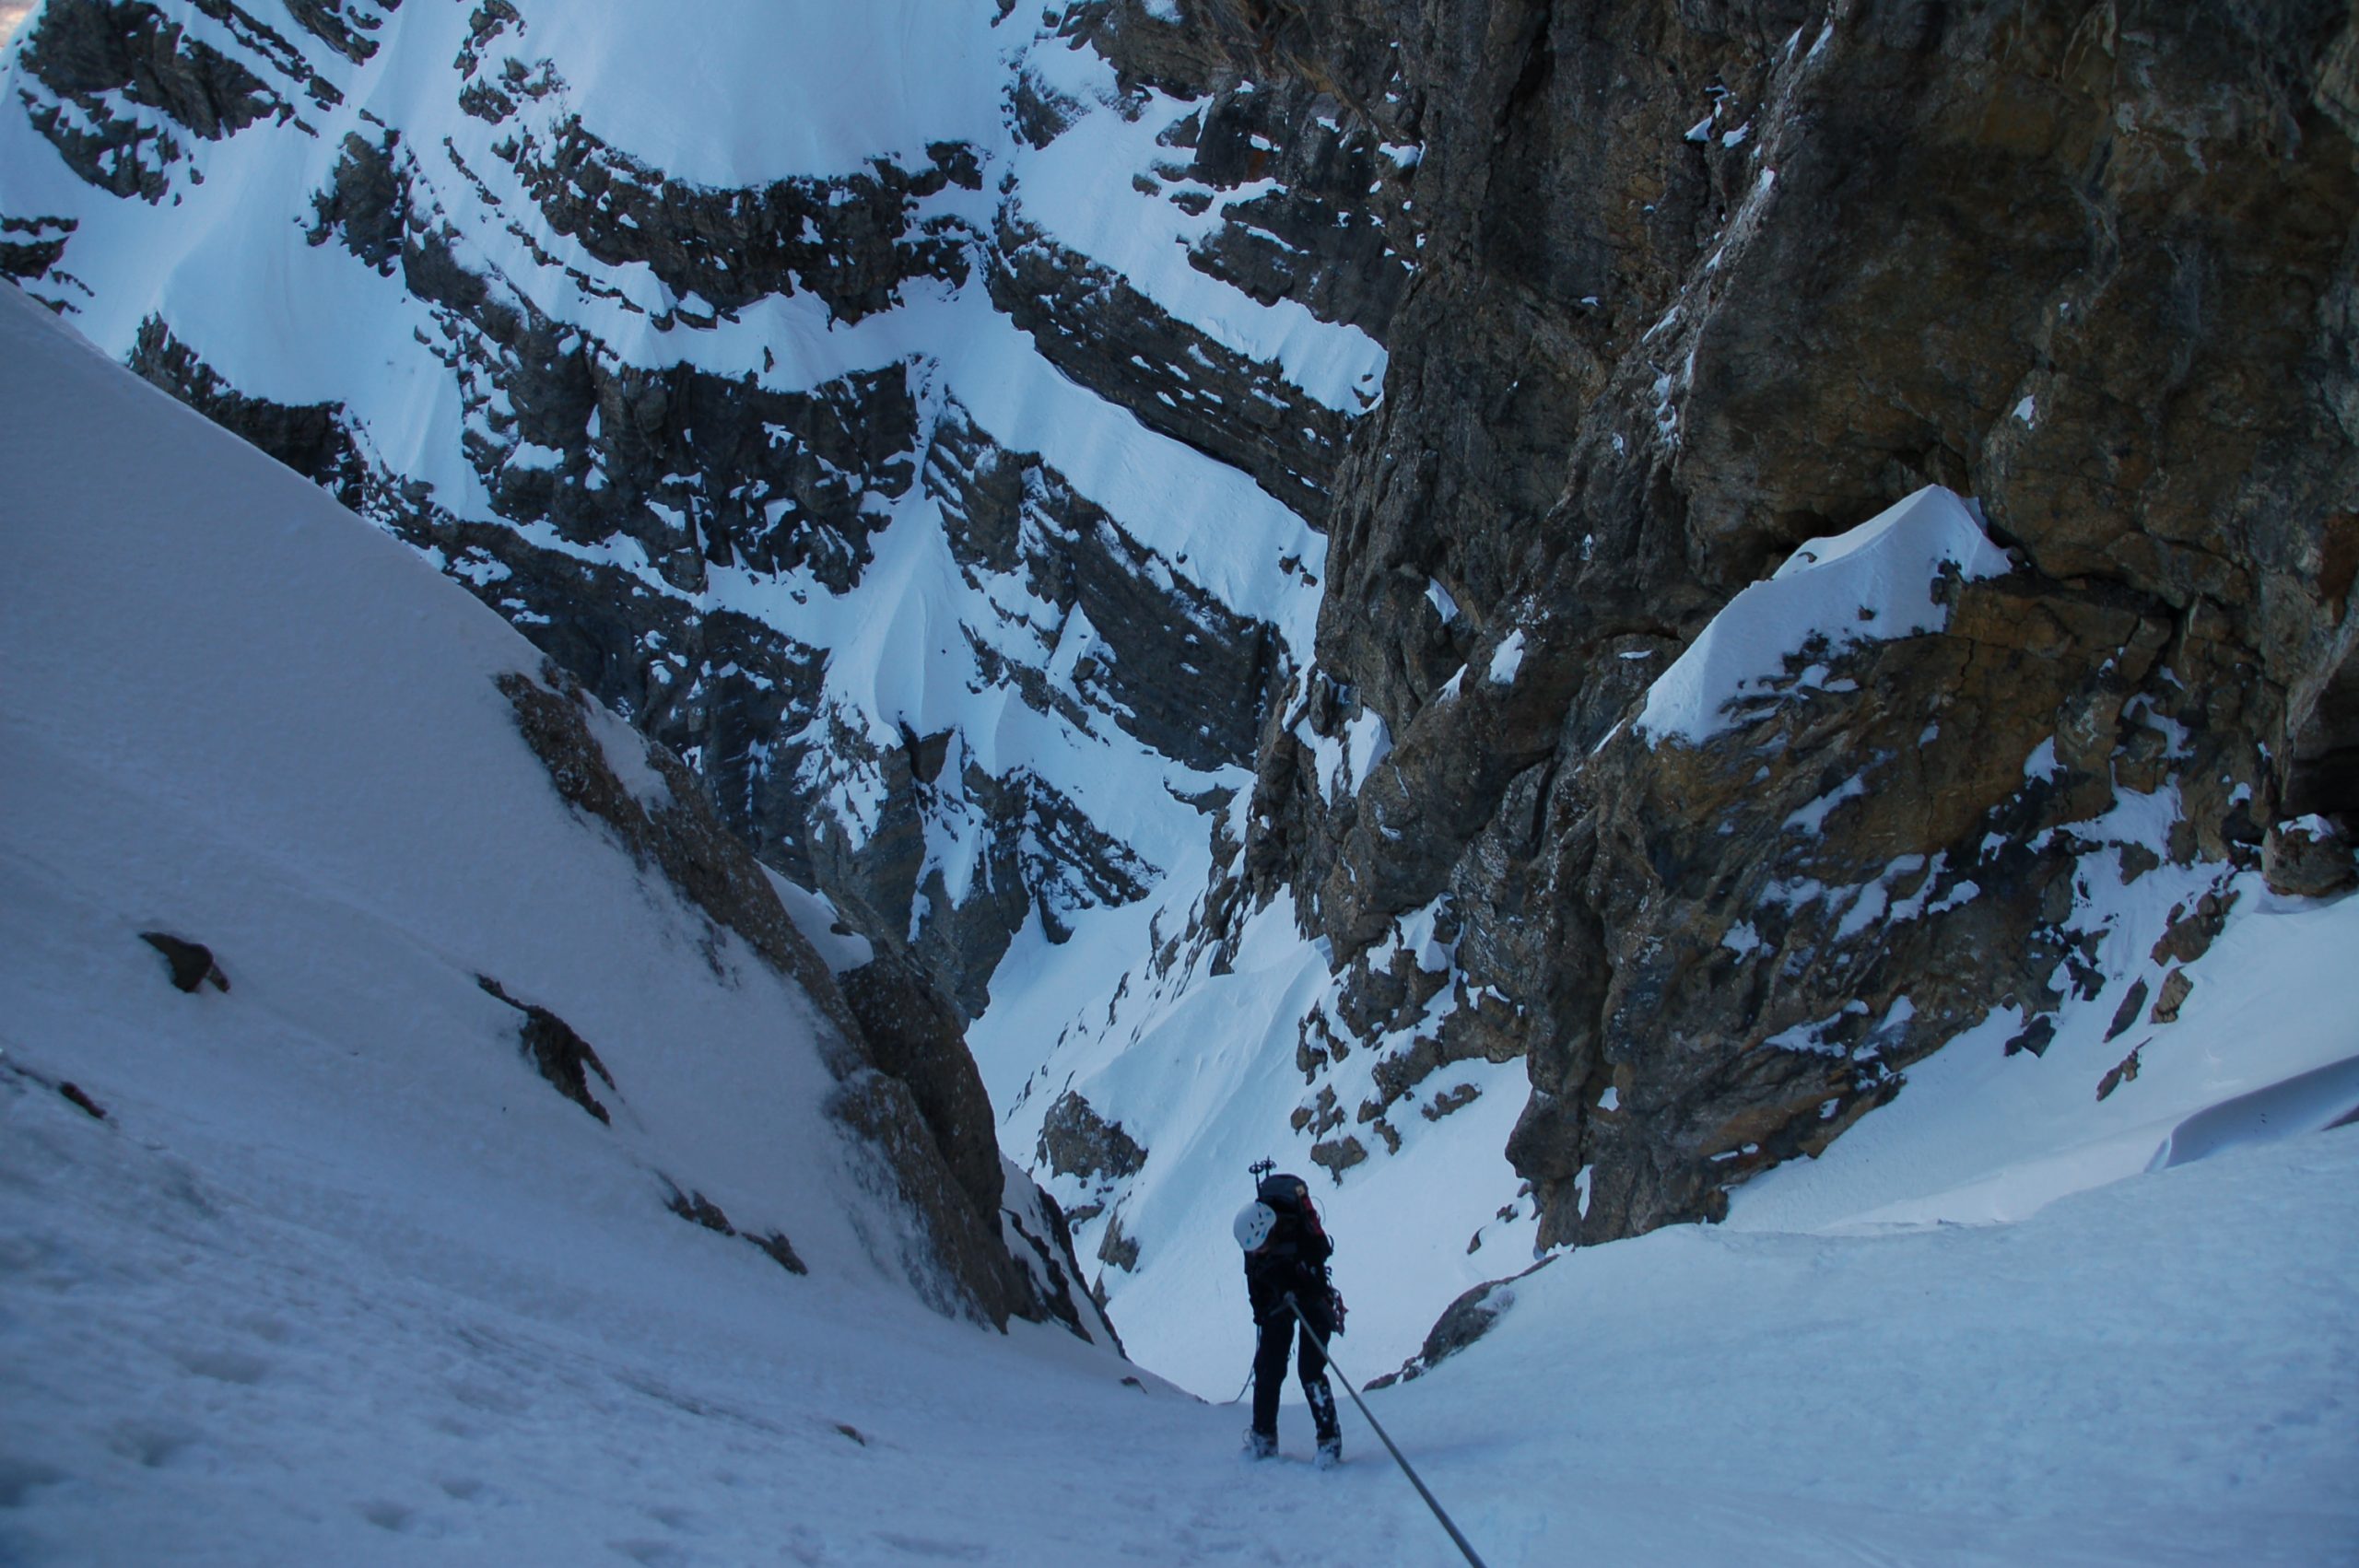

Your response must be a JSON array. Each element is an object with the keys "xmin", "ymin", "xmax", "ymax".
[{"xmin": 1243, "ymin": 1176, "xmax": 1333, "ymax": 1321}]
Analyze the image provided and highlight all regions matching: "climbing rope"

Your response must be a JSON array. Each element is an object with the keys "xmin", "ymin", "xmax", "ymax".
[{"xmin": 1284, "ymin": 1294, "xmax": 1490, "ymax": 1568}]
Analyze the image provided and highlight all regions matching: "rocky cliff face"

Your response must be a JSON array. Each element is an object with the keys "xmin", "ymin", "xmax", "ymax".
[
  {"xmin": 6, "ymin": 0, "xmax": 2355, "ymax": 1327},
  {"xmin": 1104, "ymin": 0, "xmax": 2359, "ymax": 1246}
]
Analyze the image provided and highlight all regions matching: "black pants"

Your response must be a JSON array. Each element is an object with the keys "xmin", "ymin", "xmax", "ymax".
[{"xmin": 1251, "ymin": 1293, "xmax": 1338, "ymax": 1441}]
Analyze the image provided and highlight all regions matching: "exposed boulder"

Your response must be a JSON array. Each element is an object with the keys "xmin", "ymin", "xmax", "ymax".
[
  {"xmin": 1096, "ymin": 1208, "xmax": 1141, "ymax": 1272},
  {"xmin": 1369, "ymin": 1257, "xmax": 1554, "ymax": 1389},
  {"xmin": 1309, "ymin": 1133, "xmax": 1365, "ymax": 1181},
  {"xmin": 2263, "ymin": 815, "xmax": 2359, "ymax": 897},
  {"xmin": 659, "ymin": 1176, "xmax": 810, "ymax": 1277},
  {"xmin": 137, "ymin": 930, "xmax": 228, "ymax": 994},
  {"xmin": 476, "ymin": 975, "xmax": 617, "ymax": 1125},
  {"xmin": 1037, "ymin": 1090, "xmax": 1149, "ymax": 1183},
  {"xmin": 2095, "ymin": 1043, "xmax": 2146, "ymax": 1103}
]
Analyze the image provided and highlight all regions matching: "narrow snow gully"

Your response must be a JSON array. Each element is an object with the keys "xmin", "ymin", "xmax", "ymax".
[{"xmin": 2, "ymin": 272, "xmax": 2355, "ymax": 1564}]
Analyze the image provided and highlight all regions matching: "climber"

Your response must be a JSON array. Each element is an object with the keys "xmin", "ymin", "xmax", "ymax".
[{"xmin": 1234, "ymin": 1168, "xmax": 1344, "ymax": 1466}]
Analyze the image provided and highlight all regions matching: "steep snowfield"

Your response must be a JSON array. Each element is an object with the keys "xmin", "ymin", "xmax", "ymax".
[
  {"xmin": 0, "ymin": 0, "xmax": 1342, "ymax": 1028},
  {"xmin": 0, "ymin": 0, "xmax": 1399, "ymax": 1386},
  {"xmin": 0, "ymin": 266, "xmax": 1008, "ymax": 1306},
  {"xmin": 5, "ymin": 281, "xmax": 2357, "ymax": 1563}
]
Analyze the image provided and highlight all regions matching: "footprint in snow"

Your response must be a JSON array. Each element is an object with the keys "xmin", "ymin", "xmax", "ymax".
[
  {"xmin": 871, "ymin": 1532, "xmax": 988, "ymax": 1560},
  {"xmin": 0, "ymin": 1455, "xmax": 65, "ymax": 1508},
  {"xmin": 104, "ymin": 1418, "xmax": 199, "ymax": 1469},
  {"xmin": 170, "ymin": 1344, "xmax": 271, "ymax": 1385},
  {"xmin": 358, "ymin": 1500, "xmax": 415, "ymax": 1533}
]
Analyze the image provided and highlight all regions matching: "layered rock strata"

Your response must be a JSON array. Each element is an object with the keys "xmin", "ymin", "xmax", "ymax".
[{"xmin": 2, "ymin": 0, "xmax": 1352, "ymax": 1025}]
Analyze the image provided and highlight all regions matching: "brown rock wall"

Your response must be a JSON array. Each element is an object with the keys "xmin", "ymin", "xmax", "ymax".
[{"xmin": 1155, "ymin": 0, "xmax": 2359, "ymax": 1246}]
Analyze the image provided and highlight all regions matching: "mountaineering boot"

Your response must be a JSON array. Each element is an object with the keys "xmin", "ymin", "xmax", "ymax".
[
  {"xmin": 1306, "ymin": 1377, "xmax": 1341, "ymax": 1467},
  {"xmin": 1245, "ymin": 1428, "xmax": 1278, "ymax": 1460}
]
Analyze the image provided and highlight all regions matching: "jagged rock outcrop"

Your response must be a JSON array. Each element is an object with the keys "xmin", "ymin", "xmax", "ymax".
[
  {"xmin": 0, "ymin": 214, "xmax": 76, "ymax": 281},
  {"xmin": 1035, "ymin": 1086, "xmax": 1153, "ymax": 1268},
  {"xmin": 137, "ymin": 930, "xmax": 229, "ymax": 994},
  {"xmin": 927, "ymin": 400, "xmax": 1285, "ymax": 777},
  {"xmin": 2263, "ymin": 815, "xmax": 2359, "ymax": 897},
  {"xmin": 18, "ymin": 0, "xmax": 287, "ymax": 200},
  {"xmin": 659, "ymin": 1177, "xmax": 811, "ymax": 1277},
  {"xmin": 1037, "ymin": 1089, "xmax": 1149, "ymax": 1186},
  {"xmin": 989, "ymin": 216, "xmax": 1347, "ymax": 521},
  {"xmin": 131, "ymin": 317, "xmax": 370, "ymax": 509},
  {"xmin": 476, "ymin": 973, "xmax": 618, "ymax": 1125},
  {"xmin": 495, "ymin": 656, "xmax": 1073, "ymax": 1329},
  {"xmin": 1367, "ymin": 1258, "xmax": 1551, "ymax": 1388},
  {"xmin": 999, "ymin": 1155, "xmax": 1127, "ymax": 1349}
]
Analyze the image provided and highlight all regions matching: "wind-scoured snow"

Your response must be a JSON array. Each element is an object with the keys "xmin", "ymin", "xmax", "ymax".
[
  {"xmin": 519, "ymin": 1, "xmax": 1011, "ymax": 184},
  {"xmin": 1635, "ymin": 486, "xmax": 2013, "ymax": 744}
]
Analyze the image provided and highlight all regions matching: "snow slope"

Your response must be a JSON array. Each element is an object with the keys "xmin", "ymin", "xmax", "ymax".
[
  {"xmin": 1635, "ymin": 485, "xmax": 2013, "ymax": 745},
  {"xmin": 5, "ymin": 279, "xmax": 2357, "ymax": 1565},
  {"xmin": 0, "ymin": 269, "xmax": 992, "ymax": 1311}
]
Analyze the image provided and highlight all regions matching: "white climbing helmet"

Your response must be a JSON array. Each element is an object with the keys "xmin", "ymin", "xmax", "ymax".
[{"xmin": 1233, "ymin": 1199, "xmax": 1277, "ymax": 1252}]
